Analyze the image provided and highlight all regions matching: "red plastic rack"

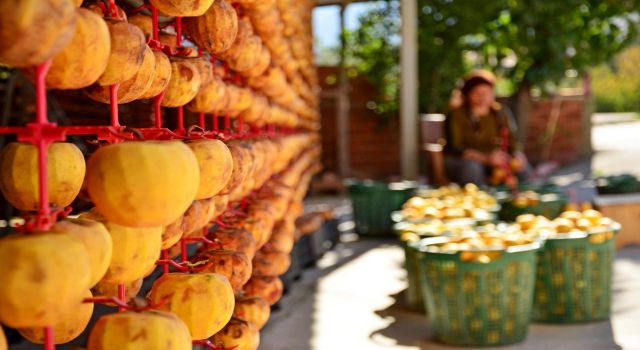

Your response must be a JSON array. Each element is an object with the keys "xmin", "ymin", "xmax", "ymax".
[{"xmin": 0, "ymin": 1, "xmax": 296, "ymax": 349}]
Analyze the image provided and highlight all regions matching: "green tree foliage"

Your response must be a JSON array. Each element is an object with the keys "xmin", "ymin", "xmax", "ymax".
[
  {"xmin": 343, "ymin": 0, "xmax": 640, "ymax": 114},
  {"xmin": 343, "ymin": 1, "xmax": 400, "ymax": 118},
  {"xmin": 591, "ymin": 45, "xmax": 640, "ymax": 112},
  {"xmin": 418, "ymin": 0, "xmax": 505, "ymax": 112},
  {"xmin": 478, "ymin": 0, "xmax": 639, "ymax": 92}
]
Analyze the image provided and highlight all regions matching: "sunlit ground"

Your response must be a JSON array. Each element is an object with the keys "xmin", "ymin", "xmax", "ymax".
[
  {"xmin": 262, "ymin": 234, "xmax": 640, "ymax": 350},
  {"xmin": 262, "ymin": 114, "xmax": 640, "ymax": 350},
  {"xmin": 592, "ymin": 113, "xmax": 640, "ymax": 177}
]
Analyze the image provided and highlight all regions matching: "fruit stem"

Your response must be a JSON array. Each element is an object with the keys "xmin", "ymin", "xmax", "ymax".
[
  {"xmin": 108, "ymin": 0, "xmax": 118, "ymax": 19},
  {"xmin": 156, "ymin": 259, "xmax": 189, "ymax": 272}
]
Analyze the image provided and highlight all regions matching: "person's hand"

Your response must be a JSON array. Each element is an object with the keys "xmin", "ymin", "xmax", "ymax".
[
  {"xmin": 463, "ymin": 149, "xmax": 489, "ymax": 164},
  {"xmin": 509, "ymin": 151, "xmax": 529, "ymax": 172},
  {"xmin": 489, "ymin": 150, "xmax": 509, "ymax": 167},
  {"xmin": 515, "ymin": 151, "xmax": 528, "ymax": 165}
]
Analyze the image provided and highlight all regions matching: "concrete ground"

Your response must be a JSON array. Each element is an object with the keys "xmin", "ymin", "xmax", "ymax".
[
  {"xmin": 545, "ymin": 116, "xmax": 640, "ymax": 201},
  {"xmin": 592, "ymin": 112, "xmax": 637, "ymax": 125},
  {"xmin": 262, "ymin": 238, "xmax": 640, "ymax": 350},
  {"xmin": 261, "ymin": 116, "xmax": 640, "ymax": 350},
  {"xmin": 592, "ymin": 118, "xmax": 640, "ymax": 177}
]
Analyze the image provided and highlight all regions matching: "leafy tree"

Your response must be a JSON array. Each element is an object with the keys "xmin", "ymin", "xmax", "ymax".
[
  {"xmin": 343, "ymin": 1, "xmax": 401, "ymax": 118},
  {"xmin": 344, "ymin": 0, "xmax": 504, "ymax": 113},
  {"xmin": 417, "ymin": 0, "xmax": 505, "ymax": 112},
  {"xmin": 591, "ymin": 44, "xmax": 640, "ymax": 112},
  {"xmin": 477, "ymin": 0, "xmax": 640, "ymax": 93},
  {"xmin": 342, "ymin": 0, "xmax": 640, "ymax": 115}
]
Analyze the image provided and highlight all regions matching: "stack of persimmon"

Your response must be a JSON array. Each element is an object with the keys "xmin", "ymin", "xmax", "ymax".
[
  {"xmin": 0, "ymin": 0, "xmax": 321, "ymax": 348},
  {"xmin": 0, "ymin": 133, "xmax": 319, "ymax": 349}
]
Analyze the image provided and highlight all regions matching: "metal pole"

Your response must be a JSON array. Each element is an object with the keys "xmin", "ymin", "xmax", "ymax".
[
  {"xmin": 336, "ymin": 1, "xmax": 351, "ymax": 177},
  {"xmin": 400, "ymin": 0, "xmax": 419, "ymax": 179}
]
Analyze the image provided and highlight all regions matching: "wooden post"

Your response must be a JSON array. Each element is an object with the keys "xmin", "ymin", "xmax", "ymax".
[
  {"xmin": 582, "ymin": 73, "xmax": 593, "ymax": 156},
  {"xmin": 336, "ymin": 1, "xmax": 351, "ymax": 177},
  {"xmin": 400, "ymin": 0, "xmax": 419, "ymax": 179}
]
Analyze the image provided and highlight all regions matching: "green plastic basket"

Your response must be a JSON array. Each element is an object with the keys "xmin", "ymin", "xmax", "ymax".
[
  {"xmin": 498, "ymin": 193, "xmax": 568, "ymax": 221},
  {"xmin": 403, "ymin": 240, "xmax": 424, "ymax": 312},
  {"xmin": 396, "ymin": 218, "xmax": 504, "ymax": 313},
  {"xmin": 417, "ymin": 237, "xmax": 540, "ymax": 346},
  {"xmin": 346, "ymin": 180, "xmax": 416, "ymax": 236},
  {"xmin": 495, "ymin": 183, "xmax": 567, "ymax": 221},
  {"xmin": 533, "ymin": 226, "xmax": 619, "ymax": 323},
  {"xmin": 395, "ymin": 220, "xmax": 477, "ymax": 312}
]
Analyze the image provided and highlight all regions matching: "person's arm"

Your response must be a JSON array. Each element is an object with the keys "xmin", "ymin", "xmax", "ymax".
[
  {"xmin": 464, "ymin": 149, "xmax": 490, "ymax": 164},
  {"xmin": 445, "ymin": 109, "xmax": 497, "ymax": 165},
  {"xmin": 443, "ymin": 109, "xmax": 466, "ymax": 157}
]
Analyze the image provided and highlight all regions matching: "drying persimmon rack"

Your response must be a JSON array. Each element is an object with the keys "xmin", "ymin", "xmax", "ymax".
[{"xmin": 0, "ymin": 1, "xmax": 301, "ymax": 349}]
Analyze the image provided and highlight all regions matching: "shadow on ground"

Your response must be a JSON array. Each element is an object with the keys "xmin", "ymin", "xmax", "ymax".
[
  {"xmin": 369, "ymin": 248, "xmax": 640, "ymax": 350},
  {"xmin": 371, "ymin": 288, "xmax": 621, "ymax": 350},
  {"xmin": 262, "ymin": 238, "xmax": 640, "ymax": 350},
  {"xmin": 261, "ymin": 236, "xmax": 397, "ymax": 350}
]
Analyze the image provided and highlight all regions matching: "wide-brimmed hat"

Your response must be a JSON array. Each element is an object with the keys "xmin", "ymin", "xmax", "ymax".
[{"xmin": 461, "ymin": 69, "xmax": 496, "ymax": 96}]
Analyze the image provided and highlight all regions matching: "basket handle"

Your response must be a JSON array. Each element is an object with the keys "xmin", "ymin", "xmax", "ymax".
[
  {"xmin": 459, "ymin": 250, "xmax": 502, "ymax": 263},
  {"xmin": 505, "ymin": 240, "xmax": 543, "ymax": 254},
  {"xmin": 553, "ymin": 223, "xmax": 620, "ymax": 245},
  {"xmin": 459, "ymin": 240, "xmax": 542, "ymax": 263}
]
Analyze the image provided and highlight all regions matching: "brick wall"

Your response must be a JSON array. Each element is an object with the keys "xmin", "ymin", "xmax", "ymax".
[
  {"xmin": 522, "ymin": 95, "xmax": 589, "ymax": 165},
  {"xmin": 318, "ymin": 66, "xmax": 590, "ymax": 179},
  {"xmin": 318, "ymin": 67, "xmax": 402, "ymax": 180}
]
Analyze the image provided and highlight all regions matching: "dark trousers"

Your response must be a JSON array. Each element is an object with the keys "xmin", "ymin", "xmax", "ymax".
[{"xmin": 444, "ymin": 157, "xmax": 488, "ymax": 186}]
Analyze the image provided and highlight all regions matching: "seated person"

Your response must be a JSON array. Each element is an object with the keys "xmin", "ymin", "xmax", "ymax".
[{"xmin": 444, "ymin": 70, "xmax": 529, "ymax": 186}]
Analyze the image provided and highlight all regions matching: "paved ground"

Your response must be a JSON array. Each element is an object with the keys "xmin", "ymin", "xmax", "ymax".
[
  {"xmin": 546, "ymin": 117, "xmax": 640, "ymax": 202},
  {"xmin": 592, "ymin": 112, "xmax": 637, "ymax": 125},
  {"xmin": 262, "ymin": 117, "xmax": 640, "ymax": 350},
  {"xmin": 592, "ymin": 120, "xmax": 640, "ymax": 177},
  {"xmin": 262, "ymin": 236, "xmax": 640, "ymax": 350}
]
